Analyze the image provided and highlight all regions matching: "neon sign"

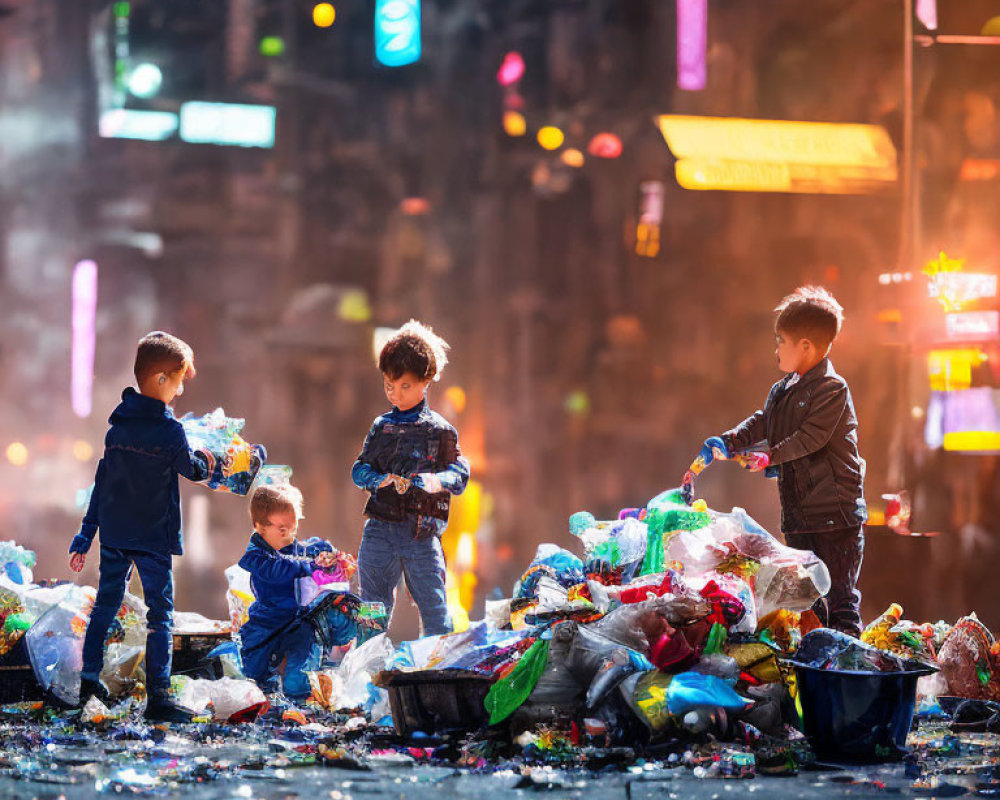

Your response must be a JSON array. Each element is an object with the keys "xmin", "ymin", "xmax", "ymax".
[{"xmin": 375, "ymin": 0, "xmax": 421, "ymax": 67}]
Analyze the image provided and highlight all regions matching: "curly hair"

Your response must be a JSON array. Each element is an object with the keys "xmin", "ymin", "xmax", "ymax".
[
  {"xmin": 774, "ymin": 286, "xmax": 844, "ymax": 352},
  {"xmin": 378, "ymin": 319, "xmax": 451, "ymax": 382}
]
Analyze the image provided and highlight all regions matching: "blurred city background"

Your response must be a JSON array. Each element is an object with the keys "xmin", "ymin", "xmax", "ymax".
[{"xmin": 1, "ymin": 0, "xmax": 999, "ymax": 638}]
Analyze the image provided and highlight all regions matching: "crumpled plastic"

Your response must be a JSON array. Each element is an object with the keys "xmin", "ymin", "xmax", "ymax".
[
  {"xmin": 25, "ymin": 583, "xmax": 147, "ymax": 705},
  {"xmin": 664, "ymin": 507, "xmax": 830, "ymax": 618},
  {"xmin": 791, "ymin": 628, "xmax": 930, "ymax": 673},
  {"xmin": 308, "ymin": 633, "xmax": 395, "ymax": 712},
  {"xmin": 179, "ymin": 408, "xmax": 267, "ymax": 495},
  {"xmin": 225, "ymin": 565, "xmax": 255, "ymax": 632},
  {"xmin": 514, "ymin": 545, "xmax": 585, "ymax": 600},
  {"xmin": 0, "ymin": 540, "xmax": 35, "ymax": 585},
  {"xmin": 485, "ymin": 637, "xmax": 550, "ymax": 725},
  {"xmin": 173, "ymin": 675, "xmax": 268, "ymax": 721},
  {"xmin": 936, "ymin": 615, "xmax": 1000, "ymax": 701},
  {"xmin": 620, "ymin": 669, "xmax": 749, "ymax": 732}
]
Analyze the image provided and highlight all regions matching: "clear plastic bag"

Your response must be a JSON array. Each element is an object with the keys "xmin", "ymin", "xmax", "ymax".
[
  {"xmin": 179, "ymin": 408, "xmax": 266, "ymax": 495},
  {"xmin": 225, "ymin": 565, "xmax": 254, "ymax": 632}
]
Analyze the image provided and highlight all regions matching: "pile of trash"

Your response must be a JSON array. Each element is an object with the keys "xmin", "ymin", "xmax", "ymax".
[{"xmin": 6, "ymin": 484, "xmax": 1000, "ymax": 788}]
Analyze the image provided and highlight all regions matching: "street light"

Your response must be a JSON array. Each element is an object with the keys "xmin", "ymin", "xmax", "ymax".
[{"xmin": 127, "ymin": 62, "xmax": 162, "ymax": 99}]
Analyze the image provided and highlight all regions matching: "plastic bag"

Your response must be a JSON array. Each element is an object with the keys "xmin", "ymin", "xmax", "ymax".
[
  {"xmin": 179, "ymin": 408, "xmax": 266, "ymax": 495},
  {"xmin": 793, "ymin": 628, "xmax": 928, "ymax": 674},
  {"xmin": 310, "ymin": 633, "xmax": 395, "ymax": 712},
  {"xmin": 937, "ymin": 615, "xmax": 1000, "ymax": 701},
  {"xmin": 515, "ymin": 545, "xmax": 585, "ymax": 600},
  {"xmin": 0, "ymin": 541, "xmax": 35, "ymax": 585},
  {"xmin": 664, "ymin": 671, "xmax": 750, "ymax": 715},
  {"xmin": 225, "ymin": 565, "xmax": 254, "ymax": 632},
  {"xmin": 484, "ymin": 637, "xmax": 550, "ymax": 725},
  {"xmin": 174, "ymin": 676, "xmax": 267, "ymax": 721}
]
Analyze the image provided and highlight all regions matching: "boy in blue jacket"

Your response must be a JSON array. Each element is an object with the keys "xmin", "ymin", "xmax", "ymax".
[
  {"xmin": 69, "ymin": 332, "xmax": 211, "ymax": 722},
  {"xmin": 352, "ymin": 320, "xmax": 470, "ymax": 636},
  {"xmin": 238, "ymin": 484, "xmax": 358, "ymax": 700}
]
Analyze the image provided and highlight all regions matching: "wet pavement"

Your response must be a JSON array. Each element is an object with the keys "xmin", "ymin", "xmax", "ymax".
[{"xmin": 0, "ymin": 715, "xmax": 995, "ymax": 800}]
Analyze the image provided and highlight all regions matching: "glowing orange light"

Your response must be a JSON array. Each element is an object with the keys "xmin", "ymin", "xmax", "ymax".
[
  {"xmin": 537, "ymin": 126, "xmax": 564, "ymax": 151},
  {"xmin": 561, "ymin": 148, "xmax": 584, "ymax": 168},
  {"xmin": 444, "ymin": 386, "xmax": 467, "ymax": 414},
  {"xmin": 588, "ymin": 133, "xmax": 623, "ymax": 159},
  {"xmin": 503, "ymin": 110, "xmax": 526, "ymax": 137}
]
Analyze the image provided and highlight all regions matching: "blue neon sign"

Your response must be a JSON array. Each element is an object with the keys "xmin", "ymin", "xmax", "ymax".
[{"xmin": 374, "ymin": 0, "xmax": 421, "ymax": 67}]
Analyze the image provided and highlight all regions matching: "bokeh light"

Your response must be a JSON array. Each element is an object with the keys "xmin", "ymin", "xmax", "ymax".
[{"xmin": 537, "ymin": 126, "xmax": 564, "ymax": 150}]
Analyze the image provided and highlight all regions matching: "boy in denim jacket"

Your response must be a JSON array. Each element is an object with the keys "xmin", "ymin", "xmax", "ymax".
[
  {"xmin": 69, "ymin": 332, "xmax": 211, "ymax": 722},
  {"xmin": 352, "ymin": 321, "xmax": 470, "ymax": 635}
]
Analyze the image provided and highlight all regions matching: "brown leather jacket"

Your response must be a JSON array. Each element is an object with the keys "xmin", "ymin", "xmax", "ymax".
[{"xmin": 723, "ymin": 358, "xmax": 867, "ymax": 534}]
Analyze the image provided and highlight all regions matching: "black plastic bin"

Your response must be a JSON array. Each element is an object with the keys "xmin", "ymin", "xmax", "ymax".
[
  {"xmin": 0, "ymin": 637, "xmax": 46, "ymax": 704},
  {"xmin": 790, "ymin": 660, "xmax": 936, "ymax": 762},
  {"xmin": 373, "ymin": 669, "xmax": 494, "ymax": 736}
]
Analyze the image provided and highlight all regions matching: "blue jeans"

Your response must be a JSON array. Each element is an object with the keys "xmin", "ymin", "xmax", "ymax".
[
  {"xmin": 81, "ymin": 546, "xmax": 174, "ymax": 697},
  {"xmin": 358, "ymin": 517, "xmax": 451, "ymax": 636},
  {"xmin": 240, "ymin": 598, "xmax": 357, "ymax": 698}
]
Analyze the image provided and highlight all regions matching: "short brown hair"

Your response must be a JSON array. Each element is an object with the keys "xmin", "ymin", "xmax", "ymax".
[
  {"xmin": 774, "ymin": 286, "xmax": 844, "ymax": 352},
  {"xmin": 134, "ymin": 331, "xmax": 196, "ymax": 386},
  {"xmin": 378, "ymin": 319, "xmax": 450, "ymax": 382},
  {"xmin": 249, "ymin": 484, "xmax": 304, "ymax": 527}
]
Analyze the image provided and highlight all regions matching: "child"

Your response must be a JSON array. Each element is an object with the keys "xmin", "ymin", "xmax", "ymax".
[
  {"xmin": 69, "ymin": 331, "xmax": 211, "ymax": 721},
  {"xmin": 698, "ymin": 287, "xmax": 867, "ymax": 636},
  {"xmin": 352, "ymin": 320, "xmax": 470, "ymax": 636},
  {"xmin": 238, "ymin": 484, "xmax": 358, "ymax": 700}
]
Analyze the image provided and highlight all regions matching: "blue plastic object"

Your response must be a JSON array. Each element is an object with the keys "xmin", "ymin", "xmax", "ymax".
[
  {"xmin": 790, "ymin": 661, "xmax": 936, "ymax": 762},
  {"xmin": 665, "ymin": 672, "xmax": 750, "ymax": 716}
]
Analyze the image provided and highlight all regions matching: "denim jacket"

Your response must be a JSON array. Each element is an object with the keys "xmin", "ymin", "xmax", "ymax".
[
  {"xmin": 69, "ymin": 388, "xmax": 210, "ymax": 556},
  {"xmin": 351, "ymin": 399, "xmax": 470, "ymax": 536}
]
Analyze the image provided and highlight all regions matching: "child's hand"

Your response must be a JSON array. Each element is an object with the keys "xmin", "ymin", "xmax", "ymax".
[
  {"xmin": 414, "ymin": 473, "xmax": 443, "ymax": 494},
  {"xmin": 69, "ymin": 552, "xmax": 86, "ymax": 572},
  {"xmin": 392, "ymin": 475, "xmax": 412, "ymax": 494},
  {"xmin": 314, "ymin": 551, "xmax": 336, "ymax": 569},
  {"xmin": 734, "ymin": 452, "xmax": 770, "ymax": 473},
  {"xmin": 700, "ymin": 436, "xmax": 730, "ymax": 464},
  {"xmin": 378, "ymin": 474, "xmax": 395, "ymax": 489}
]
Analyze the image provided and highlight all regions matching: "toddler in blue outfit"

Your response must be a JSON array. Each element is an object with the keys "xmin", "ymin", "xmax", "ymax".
[{"xmin": 238, "ymin": 484, "xmax": 358, "ymax": 700}]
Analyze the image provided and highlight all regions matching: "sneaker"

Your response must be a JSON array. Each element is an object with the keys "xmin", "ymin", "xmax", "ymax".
[
  {"xmin": 77, "ymin": 678, "xmax": 112, "ymax": 707},
  {"xmin": 144, "ymin": 695, "xmax": 196, "ymax": 723}
]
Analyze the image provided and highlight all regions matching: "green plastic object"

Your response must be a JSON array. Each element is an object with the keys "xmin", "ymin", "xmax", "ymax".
[
  {"xmin": 640, "ymin": 489, "xmax": 712, "ymax": 575},
  {"xmin": 484, "ymin": 638, "xmax": 550, "ymax": 725},
  {"xmin": 704, "ymin": 623, "xmax": 728, "ymax": 655}
]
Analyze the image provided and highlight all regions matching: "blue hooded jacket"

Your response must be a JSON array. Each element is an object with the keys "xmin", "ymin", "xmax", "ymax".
[
  {"xmin": 238, "ymin": 532, "xmax": 333, "ymax": 628},
  {"xmin": 69, "ymin": 388, "xmax": 210, "ymax": 557}
]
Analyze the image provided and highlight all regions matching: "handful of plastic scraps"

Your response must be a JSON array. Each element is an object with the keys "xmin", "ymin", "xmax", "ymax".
[{"xmin": 180, "ymin": 408, "xmax": 267, "ymax": 495}]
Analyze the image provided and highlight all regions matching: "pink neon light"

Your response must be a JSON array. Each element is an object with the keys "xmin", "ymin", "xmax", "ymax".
[
  {"xmin": 677, "ymin": 0, "xmax": 707, "ymax": 91},
  {"xmin": 916, "ymin": 0, "xmax": 938, "ymax": 31},
  {"xmin": 496, "ymin": 52, "xmax": 525, "ymax": 87},
  {"xmin": 72, "ymin": 260, "xmax": 98, "ymax": 418}
]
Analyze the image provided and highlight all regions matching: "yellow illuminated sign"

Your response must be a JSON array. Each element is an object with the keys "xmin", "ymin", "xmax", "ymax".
[
  {"xmin": 658, "ymin": 115, "xmax": 897, "ymax": 194},
  {"xmin": 943, "ymin": 431, "xmax": 1000, "ymax": 452},
  {"xmin": 927, "ymin": 348, "xmax": 986, "ymax": 392}
]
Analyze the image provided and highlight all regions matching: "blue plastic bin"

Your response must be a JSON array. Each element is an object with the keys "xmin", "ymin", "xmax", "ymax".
[{"xmin": 790, "ymin": 660, "xmax": 936, "ymax": 762}]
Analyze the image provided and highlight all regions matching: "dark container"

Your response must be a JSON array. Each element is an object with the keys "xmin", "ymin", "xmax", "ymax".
[
  {"xmin": 0, "ymin": 638, "xmax": 46, "ymax": 703},
  {"xmin": 790, "ymin": 660, "xmax": 936, "ymax": 762},
  {"xmin": 373, "ymin": 669, "xmax": 494, "ymax": 736}
]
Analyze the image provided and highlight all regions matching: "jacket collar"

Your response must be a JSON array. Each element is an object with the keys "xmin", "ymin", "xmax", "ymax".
[
  {"xmin": 249, "ymin": 531, "xmax": 296, "ymax": 556},
  {"xmin": 389, "ymin": 398, "xmax": 428, "ymax": 421}
]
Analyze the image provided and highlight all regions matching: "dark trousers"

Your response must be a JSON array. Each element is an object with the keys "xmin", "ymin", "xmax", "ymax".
[
  {"xmin": 81, "ymin": 546, "xmax": 174, "ymax": 697},
  {"xmin": 785, "ymin": 526, "xmax": 865, "ymax": 638}
]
